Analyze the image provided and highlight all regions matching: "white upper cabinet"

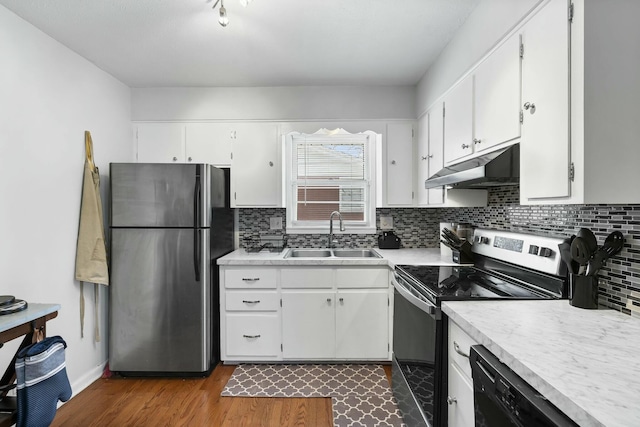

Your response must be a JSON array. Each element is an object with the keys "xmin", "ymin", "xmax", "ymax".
[
  {"xmin": 519, "ymin": 0, "xmax": 570, "ymax": 202},
  {"xmin": 417, "ymin": 106, "xmax": 445, "ymax": 206},
  {"xmin": 231, "ymin": 123, "xmax": 281, "ymax": 207},
  {"xmin": 136, "ymin": 122, "xmax": 232, "ymax": 166},
  {"xmin": 184, "ymin": 123, "xmax": 232, "ymax": 166},
  {"xmin": 135, "ymin": 123, "xmax": 185, "ymax": 163},
  {"xmin": 443, "ymin": 77, "xmax": 474, "ymax": 164},
  {"xmin": 385, "ymin": 122, "xmax": 414, "ymax": 206},
  {"xmin": 474, "ymin": 33, "xmax": 522, "ymax": 153}
]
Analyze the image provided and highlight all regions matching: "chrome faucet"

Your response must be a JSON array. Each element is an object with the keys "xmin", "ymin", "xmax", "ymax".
[{"xmin": 329, "ymin": 211, "xmax": 345, "ymax": 249}]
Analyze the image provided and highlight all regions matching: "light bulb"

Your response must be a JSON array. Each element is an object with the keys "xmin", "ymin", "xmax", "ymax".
[{"xmin": 219, "ymin": 5, "xmax": 229, "ymax": 27}]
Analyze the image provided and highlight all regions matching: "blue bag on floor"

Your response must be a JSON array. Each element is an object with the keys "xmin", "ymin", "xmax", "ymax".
[{"xmin": 15, "ymin": 336, "xmax": 72, "ymax": 427}]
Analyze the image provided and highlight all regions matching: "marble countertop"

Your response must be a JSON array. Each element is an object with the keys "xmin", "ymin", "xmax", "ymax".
[
  {"xmin": 217, "ymin": 247, "xmax": 464, "ymax": 267},
  {"xmin": 442, "ymin": 300, "xmax": 640, "ymax": 427}
]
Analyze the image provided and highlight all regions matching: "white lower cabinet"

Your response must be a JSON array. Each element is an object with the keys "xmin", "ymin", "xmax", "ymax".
[
  {"xmin": 335, "ymin": 290, "xmax": 388, "ymax": 359},
  {"xmin": 220, "ymin": 265, "xmax": 391, "ymax": 362},
  {"xmin": 447, "ymin": 319, "xmax": 478, "ymax": 427},
  {"xmin": 226, "ymin": 313, "xmax": 280, "ymax": 358},
  {"xmin": 281, "ymin": 291, "xmax": 336, "ymax": 359}
]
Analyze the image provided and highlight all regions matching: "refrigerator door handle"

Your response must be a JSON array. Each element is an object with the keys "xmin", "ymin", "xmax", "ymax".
[
  {"xmin": 193, "ymin": 167, "xmax": 202, "ymax": 282},
  {"xmin": 194, "ymin": 228, "xmax": 201, "ymax": 282}
]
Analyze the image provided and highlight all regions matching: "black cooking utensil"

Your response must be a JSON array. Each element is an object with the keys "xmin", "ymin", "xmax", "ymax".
[
  {"xmin": 586, "ymin": 249, "xmax": 607, "ymax": 276},
  {"xmin": 440, "ymin": 239, "xmax": 457, "ymax": 251},
  {"xmin": 577, "ymin": 228, "xmax": 598, "ymax": 256},
  {"xmin": 570, "ymin": 236, "xmax": 592, "ymax": 274},
  {"xmin": 602, "ymin": 231, "xmax": 624, "ymax": 257},
  {"xmin": 558, "ymin": 238, "xmax": 576, "ymax": 274}
]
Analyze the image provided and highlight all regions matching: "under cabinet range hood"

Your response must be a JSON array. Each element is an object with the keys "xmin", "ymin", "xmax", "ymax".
[{"xmin": 424, "ymin": 143, "xmax": 520, "ymax": 189}]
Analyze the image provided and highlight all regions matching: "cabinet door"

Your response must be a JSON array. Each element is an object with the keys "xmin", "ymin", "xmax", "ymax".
[
  {"xmin": 231, "ymin": 123, "xmax": 280, "ymax": 207},
  {"xmin": 281, "ymin": 291, "xmax": 335, "ymax": 359},
  {"xmin": 474, "ymin": 33, "xmax": 521, "ymax": 152},
  {"xmin": 520, "ymin": 0, "xmax": 570, "ymax": 201},
  {"xmin": 185, "ymin": 123, "xmax": 232, "ymax": 166},
  {"xmin": 335, "ymin": 290, "xmax": 388, "ymax": 359},
  {"xmin": 447, "ymin": 362, "xmax": 475, "ymax": 427},
  {"xmin": 386, "ymin": 122, "xmax": 414, "ymax": 206},
  {"xmin": 418, "ymin": 107, "xmax": 446, "ymax": 206},
  {"xmin": 135, "ymin": 123, "xmax": 185, "ymax": 163},
  {"xmin": 443, "ymin": 77, "xmax": 474, "ymax": 164}
]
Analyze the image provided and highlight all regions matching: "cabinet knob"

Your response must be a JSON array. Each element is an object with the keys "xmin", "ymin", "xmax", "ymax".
[
  {"xmin": 188, "ymin": 157, "xmax": 192, "ymax": 162},
  {"xmin": 447, "ymin": 396, "xmax": 457, "ymax": 405},
  {"xmin": 524, "ymin": 102, "xmax": 536, "ymax": 113},
  {"xmin": 391, "ymin": 160, "xmax": 396, "ymax": 165},
  {"xmin": 339, "ymin": 297, "xmax": 344, "ymax": 303},
  {"xmin": 461, "ymin": 144, "xmax": 470, "ymax": 149},
  {"xmin": 327, "ymin": 298, "xmax": 332, "ymax": 303},
  {"xmin": 421, "ymin": 156, "xmax": 427, "ymax": 160},
  {"xmin": 269, "ymin": 161, "xmax": 274, "ymax": 167},
  {"xmin": 473, "ymin": 138, "xmax": 481, "ymax": 145},
  {"xmin": 428, "ymin": 154, "xmax": 433, "ymax": 159},
  {"xmin": 172, "ymin": 157, "xmax": 178, "ymax": 161}
]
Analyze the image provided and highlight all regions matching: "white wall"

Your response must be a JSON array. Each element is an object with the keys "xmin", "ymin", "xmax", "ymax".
[
  {"xmin": 132, "ymin": 86, "xmax": 416, "ymax": 121},
  {"xmin": 416, "ymin": 0, "xmax": 542, "ymax": 116},
  {"xmin": 0, "ymin": 5, "xmax": 132, "ymax": 395}
]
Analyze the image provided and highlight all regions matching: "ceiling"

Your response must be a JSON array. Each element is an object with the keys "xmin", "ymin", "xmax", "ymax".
[{"xmin": 0, "ymin": 0, "xmax": 479, "ymax": 88}]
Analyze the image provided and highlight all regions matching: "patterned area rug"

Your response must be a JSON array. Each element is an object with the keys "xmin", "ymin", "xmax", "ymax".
[
  {"xmin": 221, "ymin": 364, "xmax": 406, "ymax": 426},
  {"xmin": 332, "ymin": 393, "xmax": 405, "ymax": 427},
  {"xmin": 221, "ymin": 364, "xmax": 390, "ymax": 397}
]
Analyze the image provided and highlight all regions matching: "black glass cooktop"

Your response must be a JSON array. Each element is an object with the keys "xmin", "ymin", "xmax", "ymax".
[{"xmin": 395, "ymin": 265, "xmax": 550, "ymax": 304}]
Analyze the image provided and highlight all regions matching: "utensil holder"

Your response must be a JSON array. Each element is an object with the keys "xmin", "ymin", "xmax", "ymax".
[{"xmin": 569, "ymin": 274, "xmax": 599, "ymax": 309}]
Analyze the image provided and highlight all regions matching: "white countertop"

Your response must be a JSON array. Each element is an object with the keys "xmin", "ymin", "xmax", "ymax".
[
  {"xmin": 217, "ymin": 247, "xmax": 463, "ymax": 267},
  {"xmin": 442, "ymin": 300, "xmax": 640, "ymax": 427}
]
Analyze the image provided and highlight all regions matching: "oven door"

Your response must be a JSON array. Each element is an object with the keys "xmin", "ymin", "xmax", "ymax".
[{"xmin": 391, "ymin": 274, "xmax": 443, "ymax": 427}]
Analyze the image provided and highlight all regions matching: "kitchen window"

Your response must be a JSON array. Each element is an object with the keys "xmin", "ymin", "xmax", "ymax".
[{"xmin": 284, "ymin": 128, "xmax": 379, "ymax": 234}]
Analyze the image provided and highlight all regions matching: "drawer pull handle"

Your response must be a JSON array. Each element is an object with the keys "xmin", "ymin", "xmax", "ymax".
[
  {"xmin": 242, "ymin": 278, "xmax": 260, "ymax": 281},
  {"xmin": 454, "ymin": 341, "xmax": 469, "ymax": 358},
  {"xmin": 242, "ymin": 300, "xmax": 260, "ymax": 304},
  {"xmin": 447, "ymin": 396, "xmax": 457, "ymax": 405},
  {"xmin": 243, "ymin": 334, "xmax": 261, "ymax": 339}
]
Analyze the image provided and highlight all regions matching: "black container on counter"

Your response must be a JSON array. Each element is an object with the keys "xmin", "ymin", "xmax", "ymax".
[
  {"xmin": 569, "ymin": 274, "xmax": 599, "ymax": 309},
  {"xmin": 378, "ymin": 231, "xmax": 401, "ymax": 249}
]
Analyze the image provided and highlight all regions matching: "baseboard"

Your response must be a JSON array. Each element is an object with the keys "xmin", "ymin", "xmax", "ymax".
[{"xmin": 62, "ymin": 360, "xmax": 107, "ymax": 404}]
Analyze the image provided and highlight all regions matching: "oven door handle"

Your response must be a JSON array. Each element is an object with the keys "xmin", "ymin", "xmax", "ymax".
[{"xmin": 392, "ymin": 277, "xmax": 439, "ymax": 317}]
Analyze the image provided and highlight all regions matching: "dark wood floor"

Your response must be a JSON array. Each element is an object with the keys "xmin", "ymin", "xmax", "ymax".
[{"xmin": 52, "ymin": 364, "xmax": 392, "ymax": 427}]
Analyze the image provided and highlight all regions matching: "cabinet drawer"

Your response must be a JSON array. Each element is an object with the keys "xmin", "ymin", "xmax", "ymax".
[
  {"xmin": 226, "ymin": 314, "xmax": 280, "ymax": 357},
  {"xmin": 281, "ymin": 268, "xmax": 333, "ymax": 288},
  {"xmin": 225, "ymin": 268, "xmax": 277, "ymax": 289},
  {"xmin": 449, "ymin": 320, "xmax": 477, "ymax": 379},
  {"xmin": 336, "ymin": 267, "xmax": 388, "ymax": 288},
  {"xmin": 226, "ymin": 291, "xmax": 279, "ymax": 311}
]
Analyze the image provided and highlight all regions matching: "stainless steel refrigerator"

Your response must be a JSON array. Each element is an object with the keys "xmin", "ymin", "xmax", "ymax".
[{"xmin": 108, "ymin": 163, "xmax": 234, "ymax": 375}]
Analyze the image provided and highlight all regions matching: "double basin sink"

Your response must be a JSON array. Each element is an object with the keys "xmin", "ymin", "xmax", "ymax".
[{"xmin": 285, "ymin": 248, "xmax": 381, "ymax": 259}]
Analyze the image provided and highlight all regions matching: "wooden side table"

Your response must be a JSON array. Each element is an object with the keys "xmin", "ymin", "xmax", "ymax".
[{"xmin": 0, "ymin": 304, "xmax": 60, "ymax": 427}]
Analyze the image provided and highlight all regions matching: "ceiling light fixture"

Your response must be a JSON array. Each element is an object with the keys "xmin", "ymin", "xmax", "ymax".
[{"xmin": 212, "ymin": 0, "xmax": 253, "ymax": 28}]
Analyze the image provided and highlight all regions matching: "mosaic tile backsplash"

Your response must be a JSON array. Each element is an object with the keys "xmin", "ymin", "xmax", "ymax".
[{"xmin": 238, "ymin": 186, "xmax": 640, "ymax": 318}]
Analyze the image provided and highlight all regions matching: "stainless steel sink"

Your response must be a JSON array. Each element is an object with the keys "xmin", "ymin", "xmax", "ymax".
[
  {"xmin": 284, "ymin": 248, "xmax": 381, "ymax": 258},
  {"xmin": 286, "ymin": 249, "xmax": 332, "ymax": 258},
  {"xmin": 332, "ymin": 249, "xmax": 381, "ymax": 258}
]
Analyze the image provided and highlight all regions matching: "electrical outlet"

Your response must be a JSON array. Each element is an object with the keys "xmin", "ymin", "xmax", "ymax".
[
  {"xmin": 380, "ymin": 216, "xmax": 393, "ymax": 230},
  {"xmin": 270, "ymin": 217, "xmax": 283, "ymax": 230}
]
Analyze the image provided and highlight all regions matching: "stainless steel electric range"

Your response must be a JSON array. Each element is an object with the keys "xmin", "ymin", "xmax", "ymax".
[{"xmin": 391, "ymin": 228, "xmax": 569, "ymax": 427}]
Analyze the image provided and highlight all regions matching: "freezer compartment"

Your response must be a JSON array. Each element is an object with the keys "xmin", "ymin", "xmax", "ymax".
[
  {"xmin": 110, "ymin": 163, "xmax": 223, "ymax": 228},
  {"xmin": 109, "ymin": 228, "xmax": 212, "ymax": 374}
]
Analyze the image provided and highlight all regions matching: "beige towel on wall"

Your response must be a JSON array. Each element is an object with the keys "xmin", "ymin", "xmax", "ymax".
[{"xmin": 75, "ymin": 131, "xmax": 109, "ymax": 342}]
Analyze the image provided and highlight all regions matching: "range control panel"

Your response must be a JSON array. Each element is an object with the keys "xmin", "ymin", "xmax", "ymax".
[{"xmin": 472, "ymin": 228, "xmax": 564, "ymax": 276}]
